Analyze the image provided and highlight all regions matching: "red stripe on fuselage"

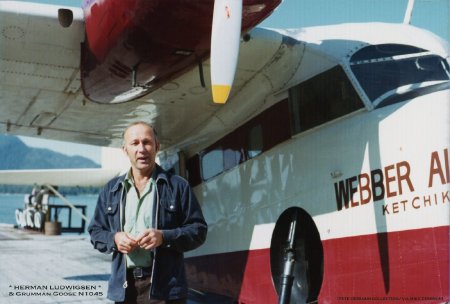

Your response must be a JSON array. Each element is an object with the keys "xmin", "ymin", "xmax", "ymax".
[
  {"xmin": 321, "ymin": 225, "xmax": 449, "ymax": 303},
  {"xmin": 185, "ymin": 226, "xmax": 449, "ymax": 303}
]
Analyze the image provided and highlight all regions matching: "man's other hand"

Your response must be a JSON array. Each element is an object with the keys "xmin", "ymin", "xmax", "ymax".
[
  {"xmin": 114, "ymin": 232, "xmax": 138, "ymax": 254},
  {"xmin": 135, "ymin": 229, "xmax": 164, "ymax": 250}
]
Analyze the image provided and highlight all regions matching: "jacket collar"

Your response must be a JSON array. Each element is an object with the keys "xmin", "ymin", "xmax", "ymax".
[{"xmin": 110, "ymin": 164, "xmax": 169, "ymax": 193}]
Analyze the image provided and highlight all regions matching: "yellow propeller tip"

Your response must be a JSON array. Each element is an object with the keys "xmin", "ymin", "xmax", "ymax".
[{"xmin": 212, "ymin": 85, "xmax": 231, "ymax": 104}]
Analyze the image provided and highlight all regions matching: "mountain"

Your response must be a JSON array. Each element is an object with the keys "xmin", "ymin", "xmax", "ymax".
[{"xmin": 0, "ymin": 135, "xmax": 100, "ymax": 169}]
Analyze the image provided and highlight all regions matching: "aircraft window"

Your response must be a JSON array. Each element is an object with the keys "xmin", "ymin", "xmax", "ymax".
[
  {"xmin": 224, "ymin": 148, "xmax": 242, "ymax": 170},
  {"xmin": 350, "ymin": 44, "xmax": 450, "ymax": 106},
  {"xmin": 186, "ymin": 154, "xmax": 201, "ymax": 186},
  {"xmin": 350, "ymin": 44, "xmax": 426, "ymax": 62},
  {"xmin": 188, "ymin": 100, "xmax": 291, "ymax": 185},
  {"xmin": 201, "ymin": 149, "xmax": 224, "ymax": 180},
  {"xmin": 289, "ymin": 66, "xmax": 364, "ymax": 133},
  {"xmin": 247, "ymin": 125, "xmax": 263, "ymax": 158}
]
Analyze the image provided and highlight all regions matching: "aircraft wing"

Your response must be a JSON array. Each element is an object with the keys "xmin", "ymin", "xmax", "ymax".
[
  {"xmin": 0, "ymin": 1, "xmax": 295, "ymax": 154},
  {"xmin": 0, "ymin": 168, "xmax": 121, "ymax": 187}
]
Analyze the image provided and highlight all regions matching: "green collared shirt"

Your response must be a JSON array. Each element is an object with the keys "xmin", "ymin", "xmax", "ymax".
[{"xmin": 123, "ymin": 170, "xmax": 155, "ymax": 268}]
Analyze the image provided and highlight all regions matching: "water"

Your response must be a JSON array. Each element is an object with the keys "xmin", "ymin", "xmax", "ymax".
[{"xmin": 0, "ymin": 193, "xmax": 98, "ymax": 234}]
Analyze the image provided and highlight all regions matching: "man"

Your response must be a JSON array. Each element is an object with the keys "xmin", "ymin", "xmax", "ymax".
[{"xmin": 88, "ymin": 122, "xmax": 207, "ymax": 304}]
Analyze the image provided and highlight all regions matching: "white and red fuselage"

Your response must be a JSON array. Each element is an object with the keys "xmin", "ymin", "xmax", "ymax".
[
  {"xmin": 182, "ymin": 27, "xmax": 449, "ymax": 304},
  {"xmin": 184, "ymin": 90, "xmax": 449, "ymax": 302},
  {"xmin": 80, "ymin": 1, "xmax": 450, "ymax": 303}
]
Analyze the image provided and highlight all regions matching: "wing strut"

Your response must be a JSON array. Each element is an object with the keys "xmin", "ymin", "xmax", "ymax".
[{"xmin": 403, "ymin": 0, "xmax": 415, "ymax": 24}]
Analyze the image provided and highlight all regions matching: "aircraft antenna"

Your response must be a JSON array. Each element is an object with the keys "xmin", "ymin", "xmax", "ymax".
[{"xmin": 403, "ymin": 0, "xmax": 415, "ymax": 24}]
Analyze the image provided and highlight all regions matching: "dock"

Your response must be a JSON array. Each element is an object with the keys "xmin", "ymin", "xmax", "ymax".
[{"xmin": 0, "ymin": 224, "xmax": 113, "ymax": 304}]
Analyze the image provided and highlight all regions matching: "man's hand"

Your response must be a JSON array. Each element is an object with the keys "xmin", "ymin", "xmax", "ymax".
[
  {"xmin": 135, "ymin": 229, "xmax": 164, "ymax": 250},
  {"xmin": 114, "ymin": 232, "xmax": 138, "ymax": 254}
]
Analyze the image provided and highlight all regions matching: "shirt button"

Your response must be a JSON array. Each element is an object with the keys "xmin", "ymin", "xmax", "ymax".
[
  {"xmin": 107, "ymin": 207, "xmax": 112, "ymax": 211},
  {"xmin": 170, "ymin": 205, "xmax": 174, "ymax": 210}
]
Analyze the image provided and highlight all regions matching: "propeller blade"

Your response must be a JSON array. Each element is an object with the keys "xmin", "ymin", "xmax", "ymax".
[{"xmin": 210, "ymin": 0, "xmax": 243, "ymax": 104}]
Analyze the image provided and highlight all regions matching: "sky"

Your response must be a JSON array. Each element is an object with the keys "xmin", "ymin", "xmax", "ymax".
[{"xmin": 16, "ymin": 0, "xmax": 449, "ymax": 163}]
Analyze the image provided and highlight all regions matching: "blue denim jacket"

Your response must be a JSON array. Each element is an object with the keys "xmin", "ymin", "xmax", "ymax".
[{"xmin": 88, "ymin": 165, "xmax": 207, "ymax": 302}]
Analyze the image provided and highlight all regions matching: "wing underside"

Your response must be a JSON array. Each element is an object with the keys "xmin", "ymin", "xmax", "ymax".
[
  {"xmin": 0, "ymin": 168, "xmax": 120, "ymax": 187},
  {"xmin": 0, "ymin": 1, "xmax": 298, "ymax": 155}
]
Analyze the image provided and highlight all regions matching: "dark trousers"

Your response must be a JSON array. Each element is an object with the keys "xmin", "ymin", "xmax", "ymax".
[{"xmin": 115, "ymin": 270, "xmax": 187, "ymax": 304}]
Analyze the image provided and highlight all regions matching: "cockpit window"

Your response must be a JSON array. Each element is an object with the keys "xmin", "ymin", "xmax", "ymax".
[
  {"xmin": 350, "ymin": 44, "xmax": 450, "ymax": 107},
  {"xmin": 351, "ymin": 44, "xmax": 426, "ymax": 61}
]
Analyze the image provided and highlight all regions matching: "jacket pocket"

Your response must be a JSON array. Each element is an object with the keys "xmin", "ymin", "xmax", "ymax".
[
  {"xmin": 105, "ymin": 202, "xmax": 119, "ymax": 229},
  {"xmin": 160, "ymin": 198, "xmax": 180, "ymax": 227},
  {"xmin": 161, "ymin": 198, "xmax": 178, "ymax": 213},
  {"xmin": 106, "ymin": 202, "xmax": 119, "ymax": 215}
]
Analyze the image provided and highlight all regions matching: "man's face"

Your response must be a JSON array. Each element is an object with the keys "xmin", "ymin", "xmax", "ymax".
[{"xmin": 123, "ymin": 124, "xmax": 160, "ymax": 174}]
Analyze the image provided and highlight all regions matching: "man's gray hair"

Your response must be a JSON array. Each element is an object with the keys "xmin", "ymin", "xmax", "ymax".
[{"xmin": 122, "ymin": 121, "xmax": 159, "ymax": 144}]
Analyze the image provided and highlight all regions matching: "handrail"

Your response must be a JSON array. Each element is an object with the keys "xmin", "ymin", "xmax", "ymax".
[{"xmin": 43, "ymin": 184, "xmax": 90, "ymax": 222}]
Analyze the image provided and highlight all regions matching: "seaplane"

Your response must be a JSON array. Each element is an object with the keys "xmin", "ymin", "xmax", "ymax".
[{"xmin": 0, "ymin": 0, "xmax": 448, "ymax": 303}]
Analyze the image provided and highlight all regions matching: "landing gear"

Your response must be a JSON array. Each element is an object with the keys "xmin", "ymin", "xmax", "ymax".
[
  {"xmin": 270, "ymin": 207, "xmax": 324, "ymax": 304},
  {"xmin": 278, "ymin": 210, "xmax": 298, "ymax": 304}
]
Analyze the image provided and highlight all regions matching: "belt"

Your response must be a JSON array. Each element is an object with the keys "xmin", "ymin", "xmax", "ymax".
[{"xmin": 127, "ymin": 266, "xmax": 152, "ymax": 279}]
